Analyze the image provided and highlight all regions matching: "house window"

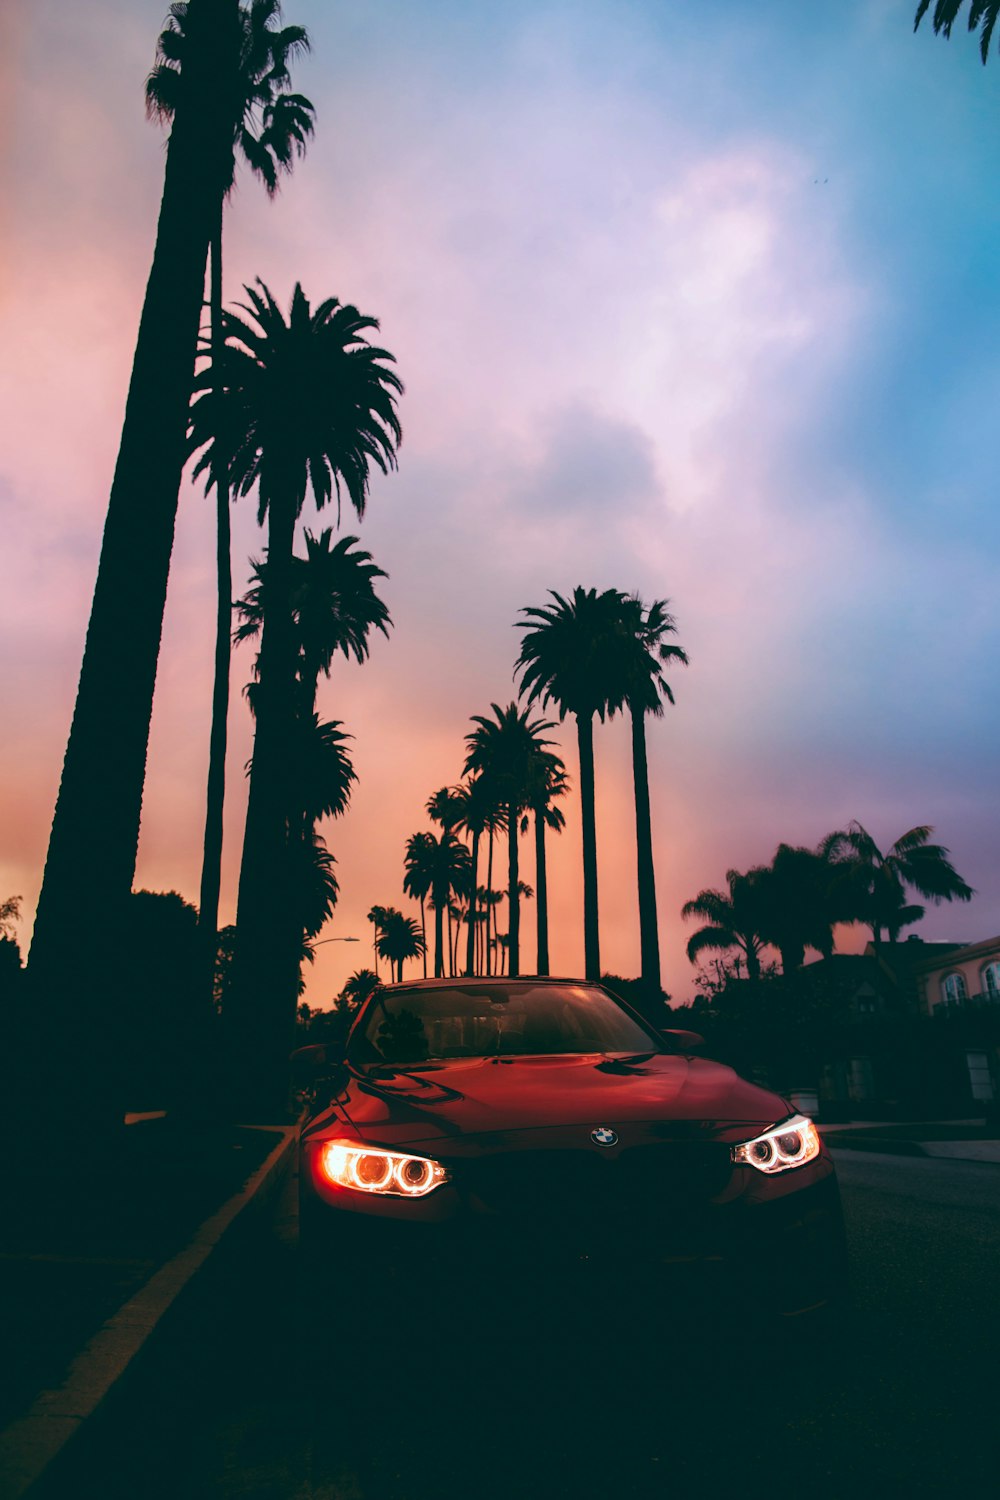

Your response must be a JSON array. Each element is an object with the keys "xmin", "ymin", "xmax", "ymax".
[
  {"xmin": 982, "ymin": 962, "xmax": 1000, "ymax": 1000},
  {"xmin": 941, "ymin": 972, "xmax": 967, "ymax": 1005}
]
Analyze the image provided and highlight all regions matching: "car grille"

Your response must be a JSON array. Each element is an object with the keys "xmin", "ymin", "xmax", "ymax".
[{"xmin": 456, "ymin": 1141, "xmax": 733, "ymax": 1256}]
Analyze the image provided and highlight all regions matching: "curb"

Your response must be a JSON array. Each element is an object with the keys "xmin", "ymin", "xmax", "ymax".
[
  {"xmin": 827, "ymin": 1135, "xmax": 929, "ymax": 1158},
  {"xmin": 0, "ymin": 1126, "xmax": 296, "ymax": 1500}
]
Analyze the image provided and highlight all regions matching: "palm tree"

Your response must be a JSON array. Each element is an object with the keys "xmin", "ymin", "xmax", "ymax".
[
  {"xmin": 340, "ymin": 968, "xmax": 380, "ymax": 1007},
  {"xmin": 28, "ymin": 0, "xmax": 243, "ymax": 1123},
  {"xmin": 823, "ymin": 822, "xmax": 974, "ymax": 949},
  {"xmin": 377, "ymin": 911, "xmax": 426, "ymax": 983},
  {"xmin": 408, "ymin": 831, "xmax": 472, "ymax": 978},
  {"xmin": 520, "ymin": 756, "xmax": 568, "ymax": 976},
  {"xmin": 465, "ymin": 704, "xmax": 555, "ymax": 979},
  {"xmin": 148, "ymin": 0, "xmax": 315, "ymax": 1029},
  {"xmin": 682, "ymin": 868, "xmax": 770, "ymax": 983},
  {"xmin": 915, "ymin": 3, "xmax": 1000, "ymax": 62},
  {"xmin": 516, "ymin": 588, "xmax": 627, "ymax": 979},
  {"xmin": 402, "ymin": 832, "xmax": 435, "ymax": 978},
  {"xmin": 752, "ymin": 843, "xmax": 847, "ymax": 974},
  {"xmin": 188, "ymin": 280, "xmax": 401, "ymax": 1114},
  {"xmin": 451, "ymin": 778, "xmax": 496, "ymax": 976},
  {"xmin": 367, "ymin": 905, "xmax": 390, "ymax": 979},
  {"xmin": 235, "ymin": 531, "xmax": 391, "ymax": 712}
]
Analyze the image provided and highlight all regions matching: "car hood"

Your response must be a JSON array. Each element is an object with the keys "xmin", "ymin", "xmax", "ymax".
[{"xmin": 304, "ymin": 1052, "xmax": 789, "ymax": 1150}]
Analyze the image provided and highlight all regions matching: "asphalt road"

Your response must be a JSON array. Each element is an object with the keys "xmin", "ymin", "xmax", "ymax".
[{"xmin": 46, "ymin": 1149, "xmax": 1000, "ymax": 1500}]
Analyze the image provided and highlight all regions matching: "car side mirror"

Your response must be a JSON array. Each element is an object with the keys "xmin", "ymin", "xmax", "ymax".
[
  {"xmin": 289, "ymin": 1042, "xmax": 345, "ymax": 1082},
  {"xmin": 659, "ymin": 1028, "xmax": 706, "ymax": 1053}
]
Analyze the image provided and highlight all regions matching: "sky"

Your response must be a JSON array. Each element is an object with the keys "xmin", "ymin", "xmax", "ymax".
[{"xmin": 1, "ymin": 0, "xmax": 998, "ymax": 1005}]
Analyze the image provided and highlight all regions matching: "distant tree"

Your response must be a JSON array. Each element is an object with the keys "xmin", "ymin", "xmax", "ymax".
[
  {"xmin": 367, "ymin": 905, "xmax": 390, "ymax": 978},
  {"xmin": 404, "ymin": 831, "xmax": 471, "ymax": 978},
  {"xmin": 915, "ymin": 2, "xmax": 1000, "ymax": 63},
  {"xmin": 402, "ymin": 832, "xmax": 435, "ymax": 977},
  {"xmin": 823, "ymin": 822, "xmax": 974, "ymax": 949},
  {"xmin": 465, "ymin": 704, "xmax": 554, "ymax": 978},
  {"xmin": 119, "ymin": 890, "xmax": 203, "ymax": 1111},
  {"xmin": 516, "ymin": 588, "xmax": 629, "ymax": 979},
  {"xmin": 754, "ymin": 841, "xmax": 856, "ymax": 973},
  {"xmin": 451, "ymin": 777, "xmax": 499, "ymax": 976},
  {"xmin": 521, "ymin": 752, "xmax": 568, "ymax": 976},
  {"xmin": 682, "ymin": 868, "xmax": 770, "ymax": 983},
  {"xmin": 340, "ymin": 968, "xmax": 381, "ymax": 1007},
  {"xmin": 377, "ymin": 911, "xmax": 426, "ymax": 983}
]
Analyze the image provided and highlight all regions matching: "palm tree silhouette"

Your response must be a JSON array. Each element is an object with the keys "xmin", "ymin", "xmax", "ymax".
[
  {"xmin": 615, "ymin": 595, "xmax": 688, "ymax": 1000},
  {"xmin": 682, "ymin": 868, "xmax": 769, "ymax": 983},
  {"xmin": 516, "ymin": 588, "xmax": 627, "ymax": 979},
  {"xmin": 521, "ymin": 755, "xmax": 568, "ymax": 976},
  {"xmin": 823, "ymin": 822, "xmax": 974, "ymax": 949},
  {"xmin": 189, "ymin": 280, "xmax": 401, "ymax": 1113},
  {"xmin": 402, "ymin": 832, "xmax": 435, "ymax": 978},
  {"xmin": 236, "ymin": 531, "xmax": 391, "ymax": 714},
  {"xmin": 752, "ymin": 843, "xmax": 848, "ymax": 974},
  {"xmin": 404, "ymin": 831, "xmax": 471, "ymax": 978},
  {"xmin": 465, "ymin": 704, "xmax": 555, "ymax": 978},
  {"xmin": 451, "ymin": 777, "xmax": 501, "ymax": 976},
  {"xmin": 914, "ymin": 3, "xmax": 1000, "ymax": 63},
  {"xmin": 148, "ymin": 0, "xmax": 315, "ymax": 1022},
  {"xmin": 28, "ymin": 0, "xmax": 245, "ymax": 1107},
  {"xmin": 377, "ymin": 910, "xmax": 426, "ymax": 983},
  {"xmin": 340, "ymin": 968, "xmax": 380, "ymax": 1007},
  {"xmin": 367, "ymin": 905, "xmax": 390, "ymax": 979}
]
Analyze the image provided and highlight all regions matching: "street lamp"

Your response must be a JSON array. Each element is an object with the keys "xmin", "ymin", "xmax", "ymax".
[{"xmin": 312, "ymin": 936, "xmax": 359, "ymax": 946}]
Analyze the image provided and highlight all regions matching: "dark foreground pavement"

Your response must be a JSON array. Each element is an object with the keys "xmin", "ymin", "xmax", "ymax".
[{"xmin": 17, "ymin": 1145, "xmax": 998, "ymax": 1500}]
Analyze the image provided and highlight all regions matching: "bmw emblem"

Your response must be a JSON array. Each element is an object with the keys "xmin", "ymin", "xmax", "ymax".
[{"xmin": 590, "ymin": 1126, "xmax": 618, "ymax": 1148}]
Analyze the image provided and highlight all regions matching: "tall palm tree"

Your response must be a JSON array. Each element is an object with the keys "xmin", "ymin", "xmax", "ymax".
[
  {"xmin": 402, "ymin": 832, "xmax": 435, "ymax": 978},
  {"xmin": 464, "ymin": 705, "xmax": 555, "ymax": 979},
  {"xmin": 377, "ymin": 911, "xmax": 426, "ymax": 983},
  {"xmin": 614, "ymin": 594, "xmax": 688, "ymax": 1000},
  {"xmin": 148, "ymin": 0, "xmax": 315, "ymax": 1024},
  {"xmin": 520, "ymin": 756, "xmax": 568, "ymax": 976},
  {"xmin": 188, "ymin": 280, "xmax": 401, "ymax": 1114},
  {"xmin": 28, "ymin": 0, "xmax": 243, "ymax": 1124},
  {"xmin": 915, "ymin": 3, "xmax": 1000, "ymax": 62},
  {"xmin": 823, "ymin": 822, "xmax": 974, "ymax": 950},
  {"xmin": 682, "ymin": 868, "xmax": 770, "ymax": 983},
  {"xmin": 515, "ymin": 588, "xmax": 627, "ymax": 979}
]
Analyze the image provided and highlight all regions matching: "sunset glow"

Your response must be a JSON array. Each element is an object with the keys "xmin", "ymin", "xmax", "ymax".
[{"xmin": 2, "ymin": 0, "xmax": 997, "ymax": 1006}]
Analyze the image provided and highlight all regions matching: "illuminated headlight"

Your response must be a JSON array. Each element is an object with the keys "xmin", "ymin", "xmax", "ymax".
[
  {"xmin": 731, "ymin": 1115, "xmax": 821, "ymax": 1175},
  {"xmin": 317, "ymin": 1140, "xmax": 450, "ymax": 1197}
]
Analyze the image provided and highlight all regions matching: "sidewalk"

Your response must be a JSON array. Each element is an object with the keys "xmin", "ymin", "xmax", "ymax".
[
  {"xmin": 0, "ymin": 1116, "xmax": 295, "ymax": 1500},
  {"xmin": 820, "ymin": 1119, "xmax": 1000, "ymax": 1163}
]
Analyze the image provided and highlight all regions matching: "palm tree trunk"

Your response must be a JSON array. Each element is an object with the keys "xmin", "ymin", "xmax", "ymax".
[
  {"xmin": 630, "ymin": 703, "xmax": 661, "ymax": 1002},
  {"xmin": 507, "ymin": 801, "xmax": 520, "ymax": 977},
  {"xmin": 446, "ymin": 904, "xmax": 453, "ymax": 976},
  {"xmin": 577, "ymin": 711, "xmax": 600, "ymax": 980},
  {"xmin": 434, "ymin": 900, "xmax": 445, "ymax": 978},
  {"xmin": 196, "ymin": 209, "xmax": 230, "ymax": 1033},
  {"xmin": 534, "ymin": 809, "xmax": 550, "ymax": 975},
  {"xmin": 27, "ymin": 0, "xmax": 236, "ymax": 1134},
  {"xmin": 485, "ymin": 832, "xmax": 495, "ymax": 976},
  {"xmin": 230, "ymin": 489, "xmax": 299, "ymax": 1117},
  {"xmin": 420, "ymin": 898, "xmax": 427, "ymax": 978},
  {"xmin": 465, "ymin": 830, "xmax": 480, "ymax": 975}
]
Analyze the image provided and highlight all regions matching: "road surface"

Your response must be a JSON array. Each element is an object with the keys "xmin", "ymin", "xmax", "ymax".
[{"xmin": 46, "ymin": 1149, "xmax": 1000, "ymax": 1499}]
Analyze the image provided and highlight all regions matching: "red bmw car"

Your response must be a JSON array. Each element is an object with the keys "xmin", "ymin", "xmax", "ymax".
[{"xmin": 296, "ymin": 977, "xmax": 847, "ymax": 1317}]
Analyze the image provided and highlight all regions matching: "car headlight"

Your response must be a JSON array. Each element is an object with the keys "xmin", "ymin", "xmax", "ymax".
[
  {"xmin": 731, "ymin": 1115, "xmax": 821, "ymax": 1175},
  {"xmin": 317, "ymin": 1140, "xmax": 450, "ymax": 1198}
]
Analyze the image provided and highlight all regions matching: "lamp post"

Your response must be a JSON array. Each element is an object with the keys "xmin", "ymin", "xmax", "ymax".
[{"xmin": 312, "ymin": 936, "xmax": 359, "ymax": 946}]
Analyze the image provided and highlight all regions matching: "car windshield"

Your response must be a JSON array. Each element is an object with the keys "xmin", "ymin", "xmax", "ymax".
[{"xmin": 351, "ymin": 984, "xmax": 656, "ymax": 1066}]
